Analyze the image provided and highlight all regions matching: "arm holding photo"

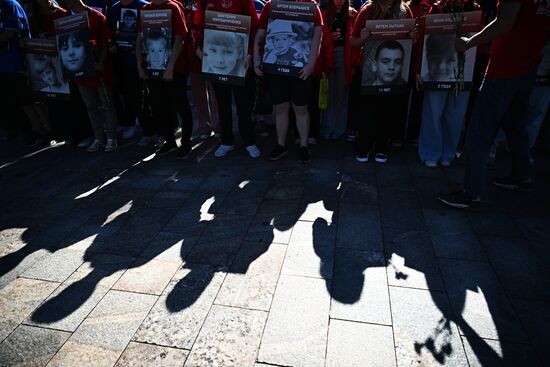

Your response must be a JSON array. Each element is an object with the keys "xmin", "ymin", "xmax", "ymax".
[
  {"xmin": 164, "ymin": 34, "xmax": 182, "ymax": 81},
  {"xmin": 351, "ymin": 27, "xmax": 370, "ymax": 48},
  {"xmin": 136, "ymin": 33, "xmax": 148, "ymax": 79},
  {"xmin": 299, "ymin": 25, "xmax": 322, "ymax": 80},
  {"xmin": 253, "ymin": 28, "xmax": 266, "ymax": 76},
  {"xmin": 456, "ymin": 1, "xmax": 521, "ymax": 52}
]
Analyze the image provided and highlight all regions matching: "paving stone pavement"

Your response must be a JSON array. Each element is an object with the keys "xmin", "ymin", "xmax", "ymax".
[{"xmin": 1, "ymin": 136, "xmax": 550, "ymax": 367}]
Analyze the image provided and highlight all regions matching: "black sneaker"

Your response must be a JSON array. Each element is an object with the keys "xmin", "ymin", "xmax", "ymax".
[
  {"xmin": 156, "ymin": 140, "xmax": 177, "ymax": 156},
  {"xmin": 177, "ymin": 144, "xmax": 192, "ymax": 159},
  {"xmin": 269, "ymin": 144, "xmax": 288, "ymax": 161},
  {"xmin": 438, "ymin": 190, "xmax": 480, "ymax": 210},
  {"xmin": 299, "ymin": 146, "xmax": 311, "ymax": 164},
  {"xmin": 491, "ymin": 176, "xmax": 532, "ymax": 191},
  {"xmin": 374, "ymin": 153, "xmax": 388, "ymax": 163}
]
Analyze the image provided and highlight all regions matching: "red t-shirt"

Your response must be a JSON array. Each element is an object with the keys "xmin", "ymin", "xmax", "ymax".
[
  {"xmin": 139, "ymin": 0, "xmax": 189, "ymax": 74},
  {"xmin": 257, "ymin": 0, "xmax": 324, "ymax": 29},
  {"xmin": 194, "ymin": 0, "xmax": 259, "ymax": 55},
  {"xmin": 486, "ymin": 0, "xmax": 550, "ymax": 78},
  {"xmin": 75, "ymin": 7, "xmax": 115, "ymax": 86}
]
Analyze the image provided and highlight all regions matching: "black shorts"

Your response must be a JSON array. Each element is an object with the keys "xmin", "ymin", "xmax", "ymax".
[
  {"xmin": 268, "ymin": 74, "xmax": 311, "ymax": 107},
  {"xmin": 0, "ymin": 72, "xmax": 33, "ymax": 106}
]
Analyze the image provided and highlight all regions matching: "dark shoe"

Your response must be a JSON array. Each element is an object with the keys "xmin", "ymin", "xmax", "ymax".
[
  {"xmin": 177, "ymin": 144, "xmax": 191, "ymax": 159},
  {"xmin": 269, "ymin": 145, "xmax": 288, "ymax": 161},
  {"xmin": 156, "ymin": 140, "xmax": 177, "ymax": 156},
  {"xmin": 438, "ymin": 190, "xmax": 480, "ymax": 210},
  {"xmin": 299, "ymin": 146, "xmax": 311, "ymax": 164},
  {"xmin": 491, "ymin": 176, "xmax": 532, "ymax": 191}
]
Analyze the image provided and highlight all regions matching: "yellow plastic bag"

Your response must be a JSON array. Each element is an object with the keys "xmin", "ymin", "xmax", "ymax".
[{"xmin": 318, "ymin": 73, "xmax": 328, "ymax": 110}]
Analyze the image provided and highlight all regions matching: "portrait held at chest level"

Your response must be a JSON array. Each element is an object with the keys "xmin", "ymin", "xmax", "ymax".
[
  {"xmin": 361, "ymin": 18, "xmax": 415, "ymax": 95},
  {"xmin": 24, "ymin": 38, "xmax": 70, "ymax": 98},
  {"xmin": 140, "ymin": 9, "xmax": 172, "ymax": 78},
  {"xmin": 116, "ymin": 8, "xmax": 138, "ymax": 48},
  {"xmin": 420, "ymin": 11, "xmax": 482, "ymax": 90},
  {"xmin": 262, "ymin": 0, "xmax": 316, "ymax": 77},
  {"xmin": 201, "ymin": 10, "xmax": 251, "ymax": 86},
  {"xmin": 54, "ymin": 12, "xmax": 96, "ymax": 80}
]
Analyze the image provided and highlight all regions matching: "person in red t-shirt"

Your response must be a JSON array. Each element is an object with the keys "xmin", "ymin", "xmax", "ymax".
[
  {"xmin": 63, "ymin": 0, "xmax": 119, "ymax": 152},
  {"xmin": 253, "ymin": 0, "xmax": 324, "ymax": 164},
  {"xmin": 194, "ymin": 0, "xmax": 261, "ymax": 159},
  {"xmin": 439, "ymin": 0, "xmax": 550, "ymax": 209},
  {"xmin": 136, "ymin": 0, "xmax": 194, "ymax": 158},
  {"xmin": 350, "ymin": 0, "xmax": 414, "ymax": 164}
]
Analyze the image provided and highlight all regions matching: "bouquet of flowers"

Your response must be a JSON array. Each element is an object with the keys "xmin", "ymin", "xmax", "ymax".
[{"xmin": 442, "ymin": 0, "xmax": 466, "ymax": 94}]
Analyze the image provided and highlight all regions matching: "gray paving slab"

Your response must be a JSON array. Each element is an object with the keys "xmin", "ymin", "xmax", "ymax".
[
  {"xmin": 184, "ymin": 305, "xmax": 267, "ymax": 367},
  {"xmin": 379, "ymin": 188, "xmax": 427, "ymax": 231},
  {"xmin": 133, "ymin": 263, "xmax": 227, "ymax": 349},
  {"xmin": 112, "ymin": 258, "xmax": 181, "ymax": 296},
  {"xmin": 257, "ymin": 274, "xmax": 330, "ymax": 367},
  {"xmin": 0, "ymin": 278, "xmax": 59, "ymax": 343},
  {"xmin": 140, "ymin": 231, "xmax": 197, "ymax": 263},
  {"xmin": 390, "ymin": 286, "xmax": 468, "ymax": 367},
  {"xmin": 384, "ymin": 228, "xmax": 445, "ymax": 291},
  {"xmin": 245, "ymin": 215, "xmax": 295, "ymax": 245},
  {"xmin": 338, "ymin": 172, "xmax": 378, "ymax": 206},
  {"xmin": 0, "ymin": 248, "xmax": 49, "ymax": 291},
  {"xmin": 62, "ymin": 253, "xmax": 135, "ymax": 287},
  {"xmin": 462, "ymin": 337, "xmax": 540, "ymax": 367},
  {"xmin": 331, "ymin": 249, "xmax": 391, "ymax": 325},
  {"xmin": 336, "ymin": 203, "xmax": 382, "ymax": 251},
  {"xmin": 511, "ymin": 299, "xmax": 550, "ymax": 366},
  {"xmin": 0, "ymin": 325, "xmax": 70, "ymax": 367},
  {"xmin": 326, "ymin": 319, "xmax": 396, "ymax": 367},
  {"xmin": 48, "ymin": 290, "xmax": 157, "ymax": 367},
  {"xmin": 467, "ymin": 212, "xmax": 523, "ymax": 238},
  {"xmin": 215, "ymin": 243, "xmax": 286, "ymax": 311},
  {"xmin": 114, "ymin": 342, "xmax": 189, "ymax": 367},
  {"xmin": 21, "ymin": 248, "xmax": 86, "ymax": 283},
  {"xmin": 438, "ymin": 258, "xmax": 528, "ymax": 343}
]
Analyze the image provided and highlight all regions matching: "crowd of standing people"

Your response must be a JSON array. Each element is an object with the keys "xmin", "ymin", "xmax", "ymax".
[{"xmin": 0, "ymin": 0, "xmax": 549, "ymax": 209}]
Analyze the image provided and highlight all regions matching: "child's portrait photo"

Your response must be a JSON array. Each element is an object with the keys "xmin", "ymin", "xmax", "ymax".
[
  {"xmin": 202, "ymin": 29, "xmax": 247, "ymax": 77},
  {"xmin": 362, "ymin": 39, "xmax": 411, "ymax": 89},
  {"xmin": 26, "ymin": 53, "xmax": 70, "ymax": 94},
  {"xmin": 143, "ymin": 27, "xmax": 171, "ymax": 71},
  {"xmin": 120, "ymin": 8, "xmax": 138, "ymax": 32},
  {"xmin": 263, "ymin": 19, "xmax": 313, "ymax": 68},
  {"xmin": 57, "ymin": 29, "xmax": 95, "ymax": 79}
]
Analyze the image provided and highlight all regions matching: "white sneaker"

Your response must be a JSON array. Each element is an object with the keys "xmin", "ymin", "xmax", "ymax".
[
  {"xmin": 308, "ymin": 137, "xmax": 317, "ymax": 145},
  {"xmin": 122, "ymin": 126, "xmax": 138, "ymax": 140},
  {"xmin": 214, "ymin": 144, "xmax": 234, "ymax": 157},
  {"xmin": 138, "ymin": 136, "xmax": 152, "ymax": 146},
  {"xmin": 245, "ymin": 144, "xmax": 261, "ymax": 158},
  {"xmin": 86, "ymin": 139, "xmax": 104, "ymax": 152},
  {"xmin": 440, "ymin": 160, "xmax": 451, "ymax": 167},
  {"xmin": 104, "ymin": 139, "xmax": 117, "ymax": 152},
  {"xmin": 78, "ymin": 137, "xmax": 94, "ymax": 148},
  {"xmin": 424, "ymin": 161, "xmax": 438, "ymax": 168},
  {"xmin": 356, "ymin": 155, "xmax": 369, "ymax": 163},
  {"xmin": 155, "ymin": 136, "xmax": 165, "ymax": 147}
]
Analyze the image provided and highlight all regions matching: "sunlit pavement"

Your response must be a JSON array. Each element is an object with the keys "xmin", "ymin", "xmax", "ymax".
[{"xmin": 0, "ymin": 136, "xmax": 549, "ymax": 367}]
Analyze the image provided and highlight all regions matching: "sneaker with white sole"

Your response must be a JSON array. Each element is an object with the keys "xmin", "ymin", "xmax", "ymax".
[
  {"xmin": 199, "ymin": 133, "xmax": 210, "ymax": 140},
  {"xmin": 440, "ymin": 160, "xmax": 452, "ymax": 167},
  {"xmin": 438, "ymin": 190, "xmax": 480, "ymax": 210},
  {"xmin": 86, "ymin": 139, "xmax": 104, "ymax": 152},
  {"xmin": 307, "ymin": 137, "xmax": 317, "ymax": 145},
  {"xmin": 214, "ymin": 144, "xmax": 234, "ymax": 157},
  {"xmin": 374, "ymin": 153, "xmax": 388, "ymax": 163},
  {"xmin": 78, "ymin": 137, "xmax": 95, "ymax": 148},
  {"xmin": 155, "ymin": 136, "xmax": 165, "ymax": 147},
  {"xmin": 491, "ymin": 176, "xmax": 532, "ymax": 191},
  {"xmin": 424, "ymin": 161, "xmax": 437, "ymax": 168},
  {"xmin": 122, "ymin": 126, "xmax": 138, "ymax": 140},
  {"xmin": 245, "ymin": 144, "xmax": 261, "ymax": 158},
  {"xmin": 104, "ymin": 139, "xmax": 117, "ymax": 152},
  {"xmin": 356, "ymin": 155, "xmax": 369, "ymax": 163}
]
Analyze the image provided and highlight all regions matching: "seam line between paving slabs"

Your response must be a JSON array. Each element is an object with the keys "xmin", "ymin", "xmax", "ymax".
[
  {"xmin": 176, "ymin": 169, "xmax": 273, "ymax": 364},
  {"xmin": 375, "ymin": 162, "xmax": 399, "ymax": 367}
]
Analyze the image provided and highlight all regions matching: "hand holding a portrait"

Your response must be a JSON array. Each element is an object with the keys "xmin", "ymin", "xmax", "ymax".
[
  {"xmin": 331, "ymin": 31, "xmax": 341, "ymax": 41},
  {"xmin": 360, "ymin": 28, "xmax": 371, "ymax": 41},
  {"xmin": 95, "ymin": 61, "xmax": 104, "ymax": 72},
  {"xmin": 244, "ymin": 54, "xmax": 252, "ymax": 70},
  {"xmin": 298, "ymin": 61, "xmax": 314, "ymax": 80},
  {"xmin": 162, "ymin": 66, "xmax": 174, "ymax": 81},
  {"xmin": 138, "ymin": 65, "xmax": 148, "ymax": 80},
  {"xmin": 415, "ymin": 74, "xmax": 423, "ymax": 91},
  {"xmin": 455, "ymin": 36, "xmax": 470, "ymax": 53},
  {"xmin": 196, "ymin": 48, "xmax": 204, "ymax": 60}
]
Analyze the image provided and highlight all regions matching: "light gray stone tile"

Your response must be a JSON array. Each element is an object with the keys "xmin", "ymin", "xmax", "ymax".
[
  {"xmin": 0, "ymin": 278, "xmax": 59, "ymax": 342},
  {"xmin": 115, "ymin": 342, "xmax": 189, "ymax": 367},
  {"xmin": 48, "ymin": 290, "xmax": 157, "ymax": 367},
  {"xmin": 326, "ymin": 319, "xmax": 396, "ymax": 367},
  {"xmin": 0, "ymin": 248, "xmax": 50, "ymax": 291},
  {"xmin": 462, "ymin": 337, "xmax": 539, "ymax": 367},
  {"xmin": 257, "ymin": 275, "xmax": 330, "ymax": 367},
  {"xmin": 134, "ymin": 263, "xmax": 227, "ymax": 349},
  {"xmin": 113, "ymin": 258, "xmax": 181, "ymax": 296},
  {"xmin": 336, "ymin": 204, "xmax": 382, "ymax": 251},
  {"xmin": 215, "ymin": 243, "xmax": 286, "ymax": 311},
  {"xmin": 21, "ymin": 248, "xmax": 85, "ymax": 283},
  {"xmin": 0, "ymin": 325, "xmax": 70, "ymax": 367},
  {"xmin": 389, "ymin": 286, "xmax": 468, "ymax": 367},
  {"xmin": 63, "ymin": 253, "xmax": 135, "ymax": 288},
  {"xmin": 184, "ymin": 305, "xmax": 267, "ymax": 367},
  {"xmin": 140, "ymin": 232, "xmax": 197, "ymax": 263},
  {"xmin": 330, "ymin": 249, "xmax": 390, "ymax": 325}
]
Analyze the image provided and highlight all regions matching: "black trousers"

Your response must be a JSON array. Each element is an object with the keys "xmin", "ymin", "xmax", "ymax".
[
  {"xmin": 347, "ymin": 70, "xmax": 362, "ymax": 132},
  {"xmin": 356, "ymin": 94, "xmax": 407, "ymax": 156},
  {"xmin": 212, "ymin": 72, "xmax": 255, "ymax": 147},
  {"xmin": 117, "ymin": 67, "xmax": 142, "ymax": 127},
  {"xmin": 148, "ymin": 73, "xmax": 192, "ymax": 145}
]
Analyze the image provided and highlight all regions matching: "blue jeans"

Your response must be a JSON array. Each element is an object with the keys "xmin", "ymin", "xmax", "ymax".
[
  {"xmin": 418, "ymin": 90, "xmax": 470, "ymax": 163},
  {"xmin": 526, "ymin": 85, "xmax": 550, "ymax": 148},
  {"xmin": 464, "ymin": 68, "xmax": 537, "ymax": 198}
]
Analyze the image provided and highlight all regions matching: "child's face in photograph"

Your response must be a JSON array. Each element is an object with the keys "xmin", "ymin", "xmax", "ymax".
[
  {"xmin": 60, "ymin": 35, "xmax": 86, "ymax": 72},
  {"xmin": 40, "ymin": 65, "xmax": 56, "ymax": 85},
  {"xmin": 373, "ymin": 48, "xmax": 403, "ymax": 84},
  {"xmin": 147, "ymin": 38, "xmax": 168, "ymax": 69},
  {"xmin": 205, "ymin": 44, "xmax": 240, "ymax": 74},
  {"xmin": 427, "ymin": 49, "xmax": 458, "ymax": 81},
  {"xmin": 273, "ymin": 34, "xmax": 292, "ymax": 54},
  {"xmin": 122, "ymin": 13, "xmax": 136, "ymax": 29}
]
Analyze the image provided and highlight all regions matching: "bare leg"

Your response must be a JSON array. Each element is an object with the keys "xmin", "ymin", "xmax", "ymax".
[
  {"xmin": 275, "ymin": 101, "xmax": 290, "ymax": 146},
  {"xmin": 293, "ymin": 103, "xmax": 310, "ymax": 147}
]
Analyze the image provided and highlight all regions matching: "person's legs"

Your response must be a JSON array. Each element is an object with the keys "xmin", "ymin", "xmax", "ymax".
[
  {"xmin": 356, "ymin": 95, "xmax": 375, "ymax": 158},
  {"xmin": 293, "ymin": 103, "xmax": 310, "ymax": 147},
  {"xmin": 78, "ymin": 85, "xmax": 105, "ymax": 143},
  {"xmin": 190, "ymin": 72, "xmax": 211, "ymax": 136},
  {"xmin": 441, "ymin": 91, "xmax": 469, "ymax": 163},
  {"xmin": 418, "ymin": 90, "xmax": 446, "ymax": 163},
  {"xmin": 139, "ymin": 81, "xmax": 157, "ymax": 138},
  {"xmin": 234, "ymin": 73, "xmax": 256, "ymax": 147},
  {"xmin": 275, "ymin": 102, "xmax": 290, "ymax": 146},
  {"xmin": 308, "ymin": 75, "xmax": 320, "ymax": 140},
  {"xmin": 173, "ymin": 73, "xmax": 193, "ymax": 146},
  {"xmin": 526, "ymin": 85, "xmax": 550, "ymax": 149},
  {"xmin": 149, "ymin": 79, "xmax": 176, "ymax": 144},
  {"xmin": 96, "ymin": 85, "xmax": 118, "ymax": 140},
  {"xmin": 212, "ymin": 81, "xmax": 234, "ymax": 146}
]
